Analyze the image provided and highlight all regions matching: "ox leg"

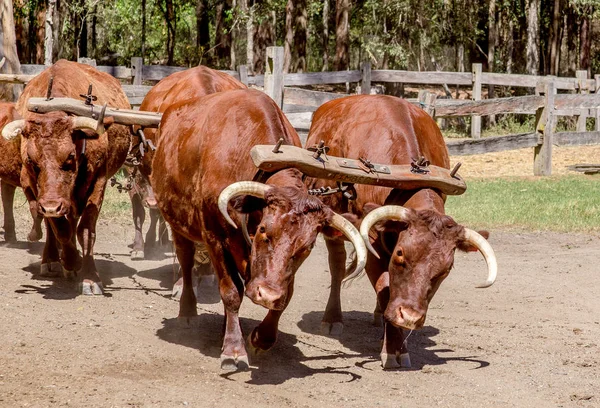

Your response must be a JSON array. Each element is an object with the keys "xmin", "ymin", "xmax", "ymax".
[
  {"xmin": 130, "ymin": 193, "xmax": 145, "ymax": 260},
  {"xmin": 172, "ymin": 232, "xmax": 198, "ymax": 320},
  {"xmin": 1, "ymin": 181, "xmax": 17, "ymax": 243},
  {"xmin": 158, "ymin": 212, "xmax": 170, "ymax": 247},
  {"xmin": 376, "ymin": 273, "xmax": 410, "ymax": 369},
  {"xmin": 144, "ymin": 207, "xmax": 159, "ymax": 255},
  {"xmin": 40, "ymin": 219, "xmax": 63, "ymax": 277},
  {"xmin": 206, "ymin": 240, "xmax": 248, "ymax": 371},
  {"xmin": 58, "ymin": 217, "xmax": 81, "ymax": 280},
  {"xmin": 76, "ymin": 197, "xmax": 104, "ymax": 295},
  {"xmin": 320, "ymin": 238, "xmax": 346, "ymax": 337},
  {"xmin": 23, "ymin": 187, "xmax": 42, "ymax": 242}
]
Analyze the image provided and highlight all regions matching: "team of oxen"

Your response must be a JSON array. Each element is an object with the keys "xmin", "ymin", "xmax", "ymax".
[{"xmin": 0, "ymin": 60, "xmax": 497, "ymax": 371}]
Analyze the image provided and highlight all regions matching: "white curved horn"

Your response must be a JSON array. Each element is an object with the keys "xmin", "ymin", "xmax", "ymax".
[
  {"xmin": 359, "ymin": 205, "xmax": 411, "ymax": 259},
  {"xmin": 463, "ymin": 228, "xmax": 498, "ymax": 288},
  {"xmin": 332, "ymin": 213, "xmax": 368, "ymax": 283},
  {"xmin": 2, "ymin": 119, "xmax": 25, "ymax": 140},
  {"xmin": 217, "ymin": 181, "xmax": 270, "ymax": 228},
  {"xmin": 71, "ymin": 116, "xmax": 104, "ymax": 134}
]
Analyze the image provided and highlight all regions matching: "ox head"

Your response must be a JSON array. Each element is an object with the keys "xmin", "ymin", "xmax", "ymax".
[
  {"xmin": 361, "ymin": 205, "xmax": 497, "ymax": 330},
  {"xmin": 2, "ymin": 112, "xmax": 105, "ymax": 218},
  {"xmin": 218, "ymin": 181, "xmax": 367, "ymax": 311}
]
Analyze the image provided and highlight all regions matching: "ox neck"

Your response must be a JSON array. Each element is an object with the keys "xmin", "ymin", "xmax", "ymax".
[
  {"xmin": 385, "ymin": 188, "xmax": 446, "ymax": 214},
  {"xmin": 264, "ymin": 168, "xmax": 307, "ymax": 192}
]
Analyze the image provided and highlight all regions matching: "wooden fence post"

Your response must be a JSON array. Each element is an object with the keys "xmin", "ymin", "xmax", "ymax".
[
  {"xmin": 595, "ymin": 74, "xmax": 600, "ymax": 132},
  {"xmin": 576, "ymin": 70, "xmax": 589, "ymax": 132},
  {"xmin": 361, "ymin": 62, "xmax": 371, "ymax": 95},
  {"xmin": 264, "ymin": 46, "xmax": 284, "ymax": 108},
  {"xmin": 471, "ymin": 63, "xmax": 482, "ymax": 138},
  {"xmin": 418, "ymin": 90, "xmax": 437, "ymax": 117},
  {"xmin": 533, "ymin": 79, "xmax": 556, "ymax": 176},
  {"xmin": 131, "ymin": 57, "xmax": 143, "ymax": 86},
  {"xmin": 77, "ymin": 57, "xmax": 96, "ymax": 66},
  {"xmin": 237, "ymin": 65, "xmax": 248, "ymax": 86}
]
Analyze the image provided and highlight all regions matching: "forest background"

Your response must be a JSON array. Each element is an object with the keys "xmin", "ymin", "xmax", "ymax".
[{"xmin": 8, "ymin": 0, "xmax": 600, "ymax": 79}]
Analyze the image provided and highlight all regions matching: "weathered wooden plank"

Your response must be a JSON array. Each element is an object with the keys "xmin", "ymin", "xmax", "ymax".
[
  {"xmin": 285, "ymin": 111, "xmax": 313, "ymax": 131},
  {"xmin": 284, "ymin": 70, "xmax": 361, "ymax": 86},
  {"xmin": 265, "ymin": 46, "xmax": 285, "ymax": 107},
  {"xmin": 446, "ymin": 133, "xmax": 540, "ymax": 156},
  {"xmin": 534, "ymin": 81, "xmax": 556, "ymax": 176},
  {"xmin": 128, "ymin": 96, "xmax": 145, "ymax": 106},
  {"xmin": 95, "ymin": 65, "xmax": 132, "ymax": 79},
  {"xmin": 361, "ymin": 62, "xmax": 371, "ymax": 94},
  {"xmin": 283, "ymin": 104, "xmax": 318, "ymax": 113},
  {"xmin": 248, "ymin": 74, "xmax": 264, "ymax": 86},
  {"xmin": 122, "ymin": 85, "xmax": 152, "ymax": 97},
  {"xmin": 250, "ymin": 145, "xmax": 466, "ymax": 195},
  {"xmin": 131, "ymin": 57, "xmax": 143, "ymax": 85},
  {"xmin": 141, "ymin": 65, "xmax": 187, "ymax": 81},
  {"xmin": 21, "ymin": 64, "xmax": 46, "ymax": 75},
  {"xmin": 435, "ymin": 95, "xmax": 544, "ymax": 117},
  {"xmin": 472, "ymin": 63, "xmax": 482, "ymax": 139},
  {"xmin": 371, "ymin": 70, "xmax": 472, "ymax": 85},
  {"xmin": 553, "ymin": 131, "xmax": 600, "ymax": 146},
  {"xmin": 283, "ymin": 87, "xmax": 347, "ymax": 107},
  {"xmin": 554, "ymin": 93, "xmax": 600, "ymax": 109}
]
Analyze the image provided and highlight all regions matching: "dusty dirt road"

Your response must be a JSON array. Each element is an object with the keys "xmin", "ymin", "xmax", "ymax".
[{"xmin": 1, "ymin": 206, "xmax": 599, "ymax": 408}]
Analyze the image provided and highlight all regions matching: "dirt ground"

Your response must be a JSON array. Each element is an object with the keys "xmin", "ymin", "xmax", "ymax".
[{"xmin": 1, "ymin": 146, "xmax": 599, "ymax": 408}]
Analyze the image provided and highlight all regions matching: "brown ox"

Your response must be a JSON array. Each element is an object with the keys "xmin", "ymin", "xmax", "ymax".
[
  {"xmin": 128, "ymin": 66, "xmax": 246, "ymax": 260},
  {"xmin": 304, "ymin": 95, "xmax": 497, "ymax": 369},
  {"xmin": 0, "ymin": 102, "xmax": 42, "ymax": 242},
  {"xmin": 152, "ymin": 89, "xmax": 366, "ymax": 371},
  {"xmin": 2, "ymin": 60, "xmax": 131, "ymax": 295}
]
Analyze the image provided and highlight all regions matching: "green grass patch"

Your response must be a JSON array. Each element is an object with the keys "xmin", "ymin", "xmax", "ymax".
[{"xmin": 446, "ymin": 175, "xmax": 600, "ymax": 233}]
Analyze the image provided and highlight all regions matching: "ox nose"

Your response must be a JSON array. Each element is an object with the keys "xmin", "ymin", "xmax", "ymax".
[
  {"xmin": 387, "ymin": 307, "xmax": 426, "ymax": 330},
  {"xmin": 245, "ymin": 284, "xmax": 285, "ymax": 310},
  {"xmin": 38, "ymin": 200, "xmax": 69, "ymax": 218}
]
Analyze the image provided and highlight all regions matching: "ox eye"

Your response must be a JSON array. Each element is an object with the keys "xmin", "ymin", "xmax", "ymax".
[
  {"xmin": 258, "ymin": 225, "xmax": 266, "ymax": 234},
  {"xmin": 62, "ymin": 153, "xmax": 76, "ymax": 170}
]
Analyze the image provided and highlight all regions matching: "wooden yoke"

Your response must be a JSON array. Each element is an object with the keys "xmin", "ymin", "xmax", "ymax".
[
  {"xmin": 27, "ymin": 97, "xmax": 162, "ymax": 128},
  {"xmin": 250, "ymin": 144, "xmax": 467, "ymax": 196}
]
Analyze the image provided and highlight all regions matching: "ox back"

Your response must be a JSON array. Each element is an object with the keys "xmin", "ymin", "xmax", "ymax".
[
  {"xmin": 152, "ymin": 88, "xmax": 302, "ymax": 370},
  {"xmin": 127, "ymin": 65, "xmax": 246, "ymax": 260},
  {"xmin": 15, "ymin": 60, "xmax": 132, "ymax": 295}
]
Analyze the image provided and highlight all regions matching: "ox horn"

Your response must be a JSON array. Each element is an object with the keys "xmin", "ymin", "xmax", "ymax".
[
  {"xmin": 218, "ymin": 181, "xmax": 270, "ymax": 228},
  {"xmin": 463, "ymin": 228, "xmax": 498, "ymax": 289},
  {"xmin": 359, "ymin": 205, "xmax": 411, "ymax": 259},
  {"xmin": 333, "ymin": 214, "xmax": 368, "ymax": 283},
  {"xmin": 1, "ymin": 119, "xmax": 26, "ymax": 140},
  {"xmin": 71, "ymin": 116, "xmax": 105, "ymax": 135}
]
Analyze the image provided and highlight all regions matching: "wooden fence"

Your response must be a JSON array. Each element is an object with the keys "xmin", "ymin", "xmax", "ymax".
[{"xmin": 1, "ymin": 47, "xmax": 599, "ymax": 176}]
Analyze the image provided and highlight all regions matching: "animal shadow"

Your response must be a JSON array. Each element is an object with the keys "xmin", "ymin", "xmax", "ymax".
[
  {"xmin": 298, "ymin": 310, "xmax": 489, "ymax": 370},
  {"xmin": 156, "ymin": 311, "xmax": 366, "ymax": 385}
]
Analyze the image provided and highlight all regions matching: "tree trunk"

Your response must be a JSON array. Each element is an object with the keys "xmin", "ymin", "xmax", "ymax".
[
  {"xmin": 165, "ymin": 0, "xmax": 176, "ymax": 65},
  {"xmin": 141, "ymin": 0, "xmax": 146, "ymax": 63},
  {"xmin": 284, "ymin": 0, "xmax": 294, "ymax": 73},
  {"xmin": 548, "ymin": 0, "xmax": 561, "ymax": 75},
  {"xmin": 506, "ymin": 18, "xmax": 514, "ymax": 74},
  {"xmin": 334, "ymin": 0, "xmax": 350, "ymax": 71},
  {"xmin": 293, "ymin": 0, "xmax": 307, "ymax": 73},
  {"xmin": 15, "ymin": 0, "xmax": 28, "ymax": 64},
  {"xmin": 214, "ymin": 0, "xmax": 231, "ymax": 67},
  {"xmin": 526, "ymin": 0, "xmax": 540, "ymax": 75},
  {"xmin": 0, "ymin": 0, "xmax": 23, "ymax": 101},
  {"xmin": 79, "ymin": 14, "xmax": 88, "ymax": 58},
  {"xmin": 252, "ymin": 7, "xmax": 274, "ymax": 74},
  {"xmin": 35, "ymin": 2, "xmax": 45, "ymax": 63},
  {"xmin": 566, "ymin": 5, "xmax": 577, "ymax": 75},
  {"xmin": 322, "ymin": 0, "xmax": 329, "ymax": 71},
  {"xmin": 45, "ymin": 0, "xmax": 56, "ymax": 65},
  {"xmin": 245, "ymin": 0, "xmax": 254, "ymax": 72},
  {"xmin": 91, "ymin": 4, "xmax": 97, "ymax": 59},
  {"xmin": 196, "ymin": 0, "xmax": 210, "ymax": 64},
  {"xmin": 487, "ymin": 0, "xmax": 496, "ymax": 125},
  {"xmin": 579, "ymin": 7, "xmax": 592, "ymax": 73}
]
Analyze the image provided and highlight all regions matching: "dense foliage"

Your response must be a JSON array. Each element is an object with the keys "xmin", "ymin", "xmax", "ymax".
[{"xmin": 12, "ymin": 0, "xmax": 600, "ymax": 76}]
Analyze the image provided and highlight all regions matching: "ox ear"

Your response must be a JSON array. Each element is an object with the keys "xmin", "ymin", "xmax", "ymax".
[
  {"xmin": 457, "ymin": 230, "xmax": 490, "ymax": 252},
  {"xmin": 230, "ymin": 195, "xmax": 267, "ymax": 214}
]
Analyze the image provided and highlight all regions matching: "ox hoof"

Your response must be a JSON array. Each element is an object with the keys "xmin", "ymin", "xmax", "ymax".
[
  {"xmin": 27, "ymin": 230, "xmax": 42, "ymax": 242},
  {"xmin": 40, "ymin": 262, "xmax": 63, "ymax": 277},
  {"xmin": 80, "ymin": 281, "xmax": 104, "ymax": 296},
  {"xmin": 381, "ymin": 353, "xmax": 402, "ymax": 369},
  {"xmin": 373, "ymin": 312, "xmax": 384, "ymax": 327},
  {"xmin": 220, "ymin": 354, "xmax": 249, "ymax": 372},
  {"xmin": 320, "ymin": 321, "xmax": 344, "ymax": 337},
  {"xmin": 399, "ymin": 352, "xmax": 412, "ymax": 368},
  {"xmin": 131, "ymin": 250, "xmax": 145, "ymax": 260},
  {"xmin": 176, "ymin": 315, "xmax": 200, "ymax": 328},
  {"xmin": 4, "ymin": 233, "xmax": 17, "ymax": 243}
]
